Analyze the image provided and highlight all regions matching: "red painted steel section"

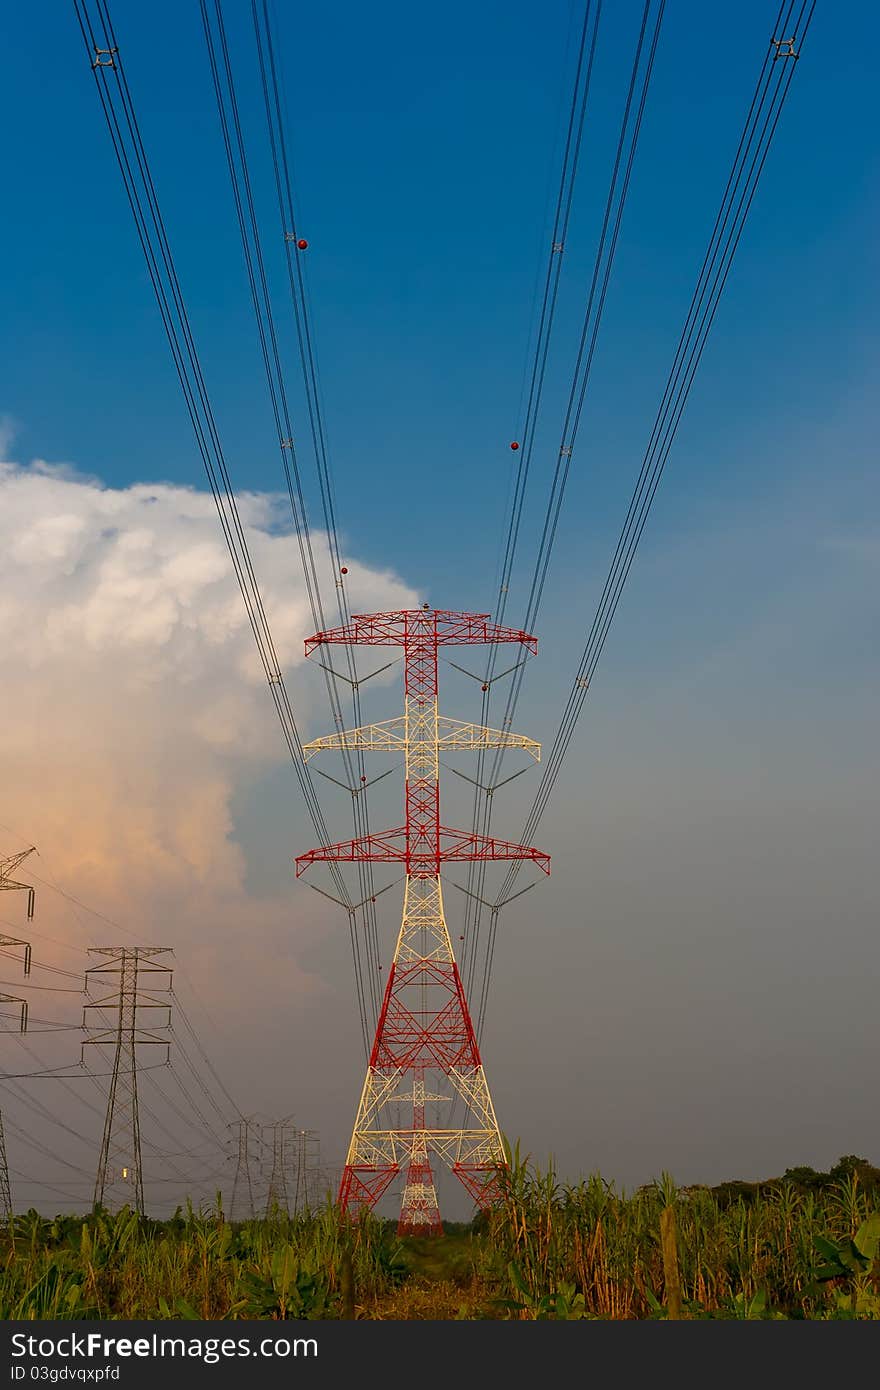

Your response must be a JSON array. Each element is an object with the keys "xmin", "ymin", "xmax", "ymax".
[
  {"xmin": 304, "ymin": 609, "xmax": 538, "ymax": 657},
  {"xmin": 295, "ymin": 826, "xmax": 551, "ymax": 877}
]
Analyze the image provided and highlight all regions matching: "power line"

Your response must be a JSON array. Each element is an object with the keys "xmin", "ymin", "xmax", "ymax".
[
  {"xmin": 199, "ymin": 0, "xmax": 382, "ymax": 1035},
  {"xmin": 253, "ymin": 0, "xmax": 386, "ymax": 1034},
  {"xmin": 71, "ymin": 3, "xmax": 364, "ymax": 1045},
  {"xmin": 462, "ymin": 0, "xmax": 666, "ymax": 1007},
  {"xmin": 477, "ymin": 1, "xmax": 816, "ymax": 1035}
]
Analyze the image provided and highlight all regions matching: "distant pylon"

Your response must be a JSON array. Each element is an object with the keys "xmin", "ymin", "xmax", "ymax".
[
  {"xmin": 296, "ymin": 609, "xmax": 550, "ymax": 1231},
  {"xmin": 0, "ymin": 1110, "xmax": 11, "ymax": 1221},
  {"xmin": 83, "ymin": 947, "xmax": 173, "ymax": 1215},
  {"xmin": 0, "ymin": 990, "xmax": 28, "ymax": 1222},
  {"xmin": 1, "ymin": 867, "xmax": 33, "ymax": 1217},
  {"xmin": 291, "ymin": 1128, "xmax": 321, "ymax": 1213},
  {"xmin": 229, "ymin": 1118, "xmax": 256, "ymax": 1221},
  {"xmin": 0, "ymin": 847, "xmax": 36, "ymax": 921},
  {"xmin": 264, "ymin": 1119, "xmax": 293, "ymax": 1217},
  {"xmin": 394, "ymin": 1078, "xmax": 446, "ymax": 1235}
]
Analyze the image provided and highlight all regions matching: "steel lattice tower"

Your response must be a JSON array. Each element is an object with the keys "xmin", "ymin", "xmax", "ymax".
[
  {"xmin": 292, "ymin": 1128, "xmax": 321, "ymax": 1214},
  {"xmin": 296, "ymin": 608, "xmax": 549, "ymax": 1231},
  {"xmin": 0, "ymin": 993, "xmax": 27, "ymax": 1222},
  {"xmin": 83, "ymin": 948, "xmax": 173, "ymax": 1214},
  {"xmin": 264, "ymin": 1119, "xmax": 293, "ymax": 1217},
  {"xmin": 229, "ymin": 1118, "xmax": 257, "ymax": 1221},
  {"xmin": 0, "ymin": 873, "xmax": 34, "ymax": 1222},
  {"xmin": 0, "ymin": 1111, "xmax": 12, "ymax": 1221}
]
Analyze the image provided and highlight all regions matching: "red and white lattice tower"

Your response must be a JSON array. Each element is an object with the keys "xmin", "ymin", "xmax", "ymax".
[{"xmin": 295, "ymin": 608, "xmax": 549, "ymax": 1233}]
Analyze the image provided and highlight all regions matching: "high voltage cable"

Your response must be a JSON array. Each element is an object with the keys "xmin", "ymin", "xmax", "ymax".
[
  {"xmin": 3, "ymin": 1038, "xmax": 195, "ymax": 1181},
  {"xmin": 77, "ymin": 1003, "xmax": 198, "ymax": 1180},
  {"xmin": 2, "ymin": 1114, "xmax": 95, "ymax": 1178},
  {"xmin": 0, "ymin": 977, "xmax": 81, "ymax": 993},
  {"xmin": 9, "ymin": 1035, "xmax": 107, "ymax": 1126},
  {"xmin": 169, "ymin": 1028, "xmax": 233, "ymax": 1130},
  {"xmin": 459, "ymin": 0, "xmax": 603, "ymax": 990},
  {"xmin": 468, "ymin": 0, "xmax": 602, "ymax": 829},
  {"xmin": 252, "ymin": 0, "xmax": 386, "ymax": 1028},
  {"xmin": 462, "ymin": 0, "xmax": 665, "ymax": 1004},
  {"xmin": 170, "ymin": 993, "xmax": 244, "ymax": 1120},
  {"xmin": 71, "ymin": 0, "xmax": 373, "ymax": 1052},
  {"xmin": 145, "ymin": 1066, "xmax": 229, "ymax": 1152},
  {"xmin": 200, "ymin": 0, "xmax": 381, "ymax": 1028},
  {"xmin": 0, "ymin": 1079, "xmax": 201, "ymax": 1191},
  {"xmin": 477, "ymin": 0, "xmax": 816, "ymax": 1037},
  {"xmin": 2, "ymin": 830, "xmax": 249, "ymax": 1170},
  {"xmin": 9, "ymin": 842, "xmax": 255, "ymax": 1133},
  {"xmin": 0, "ymin": 1078, "xmax": 97, "ymax": 1152},
  {"xmin": 488, "ymin": 0, "xmax": 603, "ymax": 631},
  {"xmin": 3, "ymin": 1037, "xmax": 198, "ymax": 1184},
  {"xmin": 79, "ymin": 977, "xmax": 229, "ymax": 1182},
  {"xmin": 0, "ymin": 948, "xmax": 81, "ymax": 981}
]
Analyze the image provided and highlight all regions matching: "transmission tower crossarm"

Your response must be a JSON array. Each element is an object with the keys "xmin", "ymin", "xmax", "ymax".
[
  {"xmin": 0, "ymin": 936, "xmax": 32, "ymax": 976},
  {"xmin": 0, "ymin": 848, "xmax": 37, "ymax": 921},
  {"xmin": 304, "ymin": 608, "xmax": 537, "ymax": 656},
  {"xmin": 303, "ymin": 715, "xmax": 539, "ymax": 760},
  {"xmin": 436, "ymin": 718, "xmax": 540, "ymax": 758},
  {"xmin": 303, "ymin": 717, "xmax": 406, "ymax": 759},
  {"xmin": 295, "ymin": 826, "xmax": 550, "ymax": 876}
]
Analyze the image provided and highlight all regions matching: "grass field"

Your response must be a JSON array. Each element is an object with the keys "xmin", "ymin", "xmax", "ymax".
[{"xmin": 2, "ymin": 1151, "xmax": 878, "ymax": 1319}]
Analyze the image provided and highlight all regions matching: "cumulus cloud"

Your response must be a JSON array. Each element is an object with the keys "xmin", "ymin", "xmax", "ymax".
[{"xmin": 0, "ymin": 442, "xmax": 417, "ymax": 1013}]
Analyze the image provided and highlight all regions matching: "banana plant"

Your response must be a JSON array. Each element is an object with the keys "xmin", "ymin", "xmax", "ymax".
[
  {"xmin": 811, "ymin": 1213, "xmax": 880, "ymax": 1317},
  {"xmin": 814, "ymin": 1214, "xmax": 880, "ymax": 1280},
  {"xmin": 499, "ymin": 1262, "xmax": 589, "ymax": 1319}
]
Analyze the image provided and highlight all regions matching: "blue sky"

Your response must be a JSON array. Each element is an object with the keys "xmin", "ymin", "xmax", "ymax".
[
  {"xmin": 4, "ymin": 1, "xmax": 876, "ymax": 595},
  {"xmin": 1, "ymin": 2, "xmax": 879, "ymax": 1208}
]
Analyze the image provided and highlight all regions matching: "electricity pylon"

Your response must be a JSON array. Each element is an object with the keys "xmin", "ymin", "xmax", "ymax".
[
  {"xmin": 291, "ymin": 1128, "xmax": 322, "ymax": 1214},
  {"xmin": 83, "ymin": 947, "xmax": 173, "ymax": 1215},
  {"xmin": 392, "ymin": 1079, "xmax": 448, "ymax": 1235},
  {"xmin": 0, "ymin": 847, "xmax": 36, "ymax": 921},
  {"xmin": 263, "ymin": 1119, "xmax": 294, "ymax": 1217},
  {"xmin": 229, "ymin": 1117, "xmax": 257, "ymax": 1221},
  {"xmin": 0, "ymin": 1111, "xmax": 11, "ymax": 1221},
  {"xmin": 296, "ymin": 608, "xmax": 550, "ymax": 1231},
  {"xmin": 0, "ymin": 985, "xmax": 28, "ymax": 1222}
]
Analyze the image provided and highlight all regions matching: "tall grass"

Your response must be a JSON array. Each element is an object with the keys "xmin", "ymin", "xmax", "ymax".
[
  {"xmin": 0, "ymin": 1199, "xmax": 403, "ymax": 1319},
  {"xmin": 485, "ymin": 1146, "xmax": 880, "ymax": 1318},
  {"xmin": 2, "ymin": 1154, "xmax": 877, "ymax": 1319}
]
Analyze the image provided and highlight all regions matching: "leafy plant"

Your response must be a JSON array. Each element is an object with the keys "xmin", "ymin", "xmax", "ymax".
[{"xmin": 233, "ymin": 1248, "xmax": 337, "ymax": 1320}]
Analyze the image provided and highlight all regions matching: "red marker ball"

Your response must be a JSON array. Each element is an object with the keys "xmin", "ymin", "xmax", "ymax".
[
  {"xmin": 481, "ymin": 683, "xmax": 489, "ymax": 692},
  {"xmin": 510, "ymin": 441, "xmax": 520, "ymax": 450},
  {"xmin": 340, "ymin": 565, "xmax": 348, "ymax": 574},
  {"xmin": 297, "ymin": 238, "xmax": 309, "ymax": 250}
]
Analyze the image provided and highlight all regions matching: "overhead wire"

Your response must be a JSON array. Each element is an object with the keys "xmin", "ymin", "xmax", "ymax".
[
  {"xmin": 199, "ymin": 0, "xmax": 381, "ymax": 1032},
  {"xmin": 458, "ymin": 0, "xmax": 604, "ymax": 998},
  {"xmin": 462, "ymin": 0, "xmax": 666, "ymax": 1007},
  {"xmin": 1, "ymin": 835, "xmax": 250, "ymax": 1198},
  {"xmin": 71, "ymin": 0, "xmax": 373, "ymax": 1056},
  {"xmin": 476, "ymin": 0, "xmax": 815, "ymax": 1036},
  {"xmin": 253, "ymin": 0, "xmax": 386, "ymax": 1029}
]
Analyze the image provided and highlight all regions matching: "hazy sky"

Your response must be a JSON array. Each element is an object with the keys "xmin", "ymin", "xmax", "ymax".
[{"xmin": 1, "ymin": 2, "xmax": 877, "ymax": 1217}]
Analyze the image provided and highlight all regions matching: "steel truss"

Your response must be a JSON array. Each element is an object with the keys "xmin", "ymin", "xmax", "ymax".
[{"xmin": 296, "ymin": 609, "xmax": 549, "ymax": 1232}]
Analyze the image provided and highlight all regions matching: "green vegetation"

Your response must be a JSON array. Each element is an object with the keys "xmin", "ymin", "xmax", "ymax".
[{"xmin": 2, "ymin": 1152, "xmax": 878, "ymax": 1320}]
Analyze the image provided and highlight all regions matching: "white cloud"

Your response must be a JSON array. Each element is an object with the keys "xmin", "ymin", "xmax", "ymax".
[{"xmin": 0, "ymin": 450, "xmax": 417, "ymax": 1007}]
